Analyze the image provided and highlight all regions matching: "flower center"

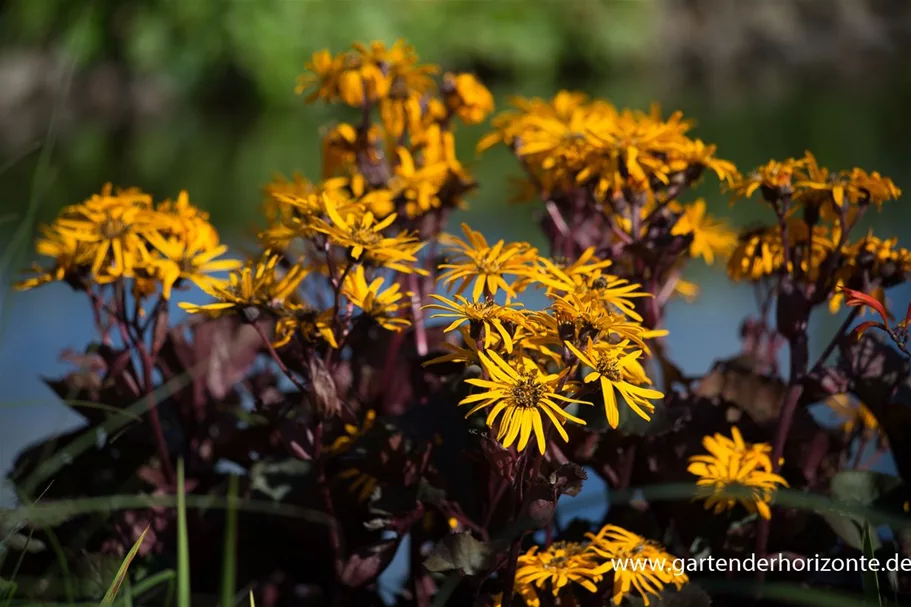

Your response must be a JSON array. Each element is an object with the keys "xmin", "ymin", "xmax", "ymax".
[
  {"xmin": 350, "ymin": 227, "xmax": 382, "ymax": 246},
  {"xmin": 596, "ymin": 357, "xmax": 622, "ymax": 382},
  {"xmin": 510, "ymin": 374, "xmax": 545, "ymax": 409},
  {"xmin": 467, "ymin": 299, "xmax": 497, "ymax": 319},
  {"xmin": 545, "ymin": 542, "xmax": 584, "ymax": 569},
  {"xmin": 100, "ymin": 217, "xmax": 129, "ymax": 239}
]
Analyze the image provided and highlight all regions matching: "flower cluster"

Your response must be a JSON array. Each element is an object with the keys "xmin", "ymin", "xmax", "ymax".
[
  {"xmin": 496, "ymin": 524, "xmax": 685, "ymax": 607},
  {"xmin": 16, "ymin": 185, "xmax": 239, "ymax": 301},
  {"xmin": 13, "ymin": 37, "xmax": 911, "ymax": 607},
  {"xmin": 727, "ymin": 151, "xmax": 906, "ymax": 317},
  {"xmin": 687, "ymin": 427, "xmax": 789, "ymax": 520},
  {"xmin": 291, "ymin": 39, "xmax": 492, "ymax": 220},
  {"xmin": 423, "ymin": 226, "xmax": 666, "ymax": 453}
]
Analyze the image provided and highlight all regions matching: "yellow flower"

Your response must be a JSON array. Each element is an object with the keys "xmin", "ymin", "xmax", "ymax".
[
  {"xmin": 673, "ymin": 277, "xmax": 700, "ymax": 301},
  {"xmin": 442, "ymin": 72, "xmax": 494, "ymax": 125},
  {"xmin": 272, "ymin": 302, "xmax": 338, "ymax": 349},
  {"xmin": 726, "ymin": 219, "xmax": 835, "ymax": 282},
  {"xmin": 438, "ymin": 223, "xmax": 538, "ymax": 301},
  {"xmin": 144, "ymin": 225, "xmax": 241, "ymax": 300},
  {"xmin": 15, "ymin": 224, "xmax": 95, "ymax": 290},
  {"xmin": 671, "ymin": 199, "xmax": 737, "ymax": 265},
  {"xmin": 565, "ymin": 339, "xmax": 663, "ymax": 428},
  {"xmin": 179, "ymin": 253, "xmax": 306, "ymax": 317},
  {"xmin": 321, "ymin": 123, "xmax": 381, "ymax": 180},
  {"xmin": 479, "ymin": 93, "xmax": 734, "ymax": 200},
  {"xmin": 296, "ymin": 40, "xmax": 437, "ymax": 109},
  {"xmin": 295, "ymin": 49, "xmax": 339, "ymax": 103},
  {"xmin": 342, "ymin": 265, "xmax": 411, "ymax": 332},
  {"xmin": 325, "ymin": 410, "xmax": 376, "ymax": 456},
  {"xmin": 521, "ymin": 247, "xmax": 614, "ymax": 295},
  {"xmin": 338, "ymin": 468, "xmax": 379, "ymax": 503},
  {"xmin": 313, "ymin": 195, "xmax": 426, "ymax": 275},
  {"xmin": 793, "ymin": 150, "xmax": 850, "ymax": 210},
  {"xmin": 423, "ymin": 294, "xmax": 526, "ymax": 353},
  {"xmin": 687, "ymin": 427, "xmax": 789, "ymax": 520},
  {"xmin": 422, "ymin": 326, "xmax": 483, "ymax": 367},
  {"xmin": 729, "ymin": 156, "xmax": 806, "ymax": 201},
  {"xmin": 460, "ymin": 351, "xmax": 588, "ymax": 454},
  {"xmin": 53, "ymin": 183, "xmax": 161, "ymax": 282},
  {"xmin": 845, "ymin": 166, "xmax": 901, "ymax": 208},
  {"xmin": 588, "ymin": 525, "xmax": 687, "ymax": 606},
  {"xmin": 379, "ymin": 90, "xmax": 424, "ymax": 140},
  {"xmin": 555, "ymin": 276, "xmax": 652, "ymax": 323},
  {"xmin": 514, "ymin": 541, "xmax": 610, "ymax": 598},
  {"xmin": 388, "ymin": 147, "xmax": 450, "ymax": 218},
  {"xmin": 825, "ymin": 394, "xmax": 879, "ymax": 441}
]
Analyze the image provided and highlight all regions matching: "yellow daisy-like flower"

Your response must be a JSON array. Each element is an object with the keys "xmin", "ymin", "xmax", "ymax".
[
  {"xmin": 144, "ymin": 226, "xmax": 241, "ymax": 300},
  {"xmin": 793, "ymin": 150, "xmax": 850, "ymax": 210},
  {"xmin": 179, "ymin": 253, "xmax": 306, "ymax": 317},
  {"xmin": 313, "ymin": 195, "xmax": 426, "ymax": 275},
  {"xmin": 438, "ymin": 223, "xmax": 538, "ymax": 301},
  {"xmin": 845, "ymin": 166, "xmax": 901, "ymax": 208},
  {"xmin": 514, "ymin": 541, "xmax": 610, "ymax": 598},
  {"xmin": 15, "ymin": 224, "xmax": 95, "ymax": 290},
  {"xmin": 54, "ymin": 183, "xmax": 161, "ymax": 282},
  {"xmin": 565, "ymin": 339, "xmax": 663, "ymax": 428},
  {"xmin": 671, "ymin": 199, "xmax": 737, "ymax": 265},
  {"xmin": 460, "ymin": 351, "xmax": 588, "ymax": 454},
  {"xmin": 687, "ymin": 426, "xmax": 789, "ymax": 520},
  {"xmin": 521, "ymin": 246, "xmax": 614, "ymax": 295},
  {"xmin": 423, "ymin": 294, "xmax": 526, "ymax": 353},
  {"xmin": 272, "ymin": 302, "xmax": 338, "ymax": 349},
  {"xmin": 342, "ymin": 265, "xmax": 411, "ymax": 332},
  {"xmin": 588, "ymin": 524, "xmax": 687, "ymax": 606},
  {"xmin": 726, "ymin": 220, "xmax": 835, "ymax": 282},
  {"xmin": 728, "ymin": 156, "xmax": 807, "ymax": 201},
  {"xmin": 442, "ymin": 72, "xmax": 494, "ymax": 125},
  {"xmin": 388, "ymin": 147, "xmax": 450, "ymax": 218}
]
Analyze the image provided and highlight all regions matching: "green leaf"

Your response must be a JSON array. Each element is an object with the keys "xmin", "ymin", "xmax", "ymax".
[
  {"xmin": 101, "ymin": 525, "xmax": 149, "ymax": 605},
  {"xmin": 74, "ymin": 553, "xmax": 123, "ymax": 599},
  {"xmin": 824, "ymin": 470, "xmax": 903, "ymax": 550},
  {"xmin": 423, "ymin": 532, "xmax": 491, "ymax": 576}
]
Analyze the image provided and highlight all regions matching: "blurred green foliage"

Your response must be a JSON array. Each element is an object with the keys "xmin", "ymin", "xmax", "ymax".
[{"xmin": 0, "ymin": 0, "xmax": 654, "ymax": 105}]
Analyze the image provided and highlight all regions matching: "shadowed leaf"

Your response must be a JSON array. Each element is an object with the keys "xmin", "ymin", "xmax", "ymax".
[{"xmin": 423, "ymin": 532, "xmax": 491, "ymax": 575}]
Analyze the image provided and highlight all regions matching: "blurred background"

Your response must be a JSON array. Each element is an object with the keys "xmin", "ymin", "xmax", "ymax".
[{"xmin": 2, "ymin": 0, "xmax": 911, "ymax": 502}]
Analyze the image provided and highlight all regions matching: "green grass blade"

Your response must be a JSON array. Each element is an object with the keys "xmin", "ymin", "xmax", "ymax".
[
  {"xmin": 220, "ymin": 475, "xmax": 239, "ymax": 607},
  {"xmin": 121, "ymin": 580, "xmax": 132, "ymax": 607},
  {"xmin": 2, "ymin": 527, "xmax": 35, "ymax": 607},
  {"xmin": 248, "ymin": 590, "xmax": 255, "ymax": 607},
  {"xmin": 0, "ymin": 493, "xmax": 331, "ymax": 537},
  {"xmin": 129, "ymin": 569, "xmax": 176, "ymax": 599},
  {"xmin": 861, "ymin": 523, "xmax": 882, "ymax": 606},
  {"xmin": 100, "ymin": 525, "xmax": 149, "ymax": 605},
  {"xmin": 176, "ymin": 460, "xmax": 190, "ymax": 607}
]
